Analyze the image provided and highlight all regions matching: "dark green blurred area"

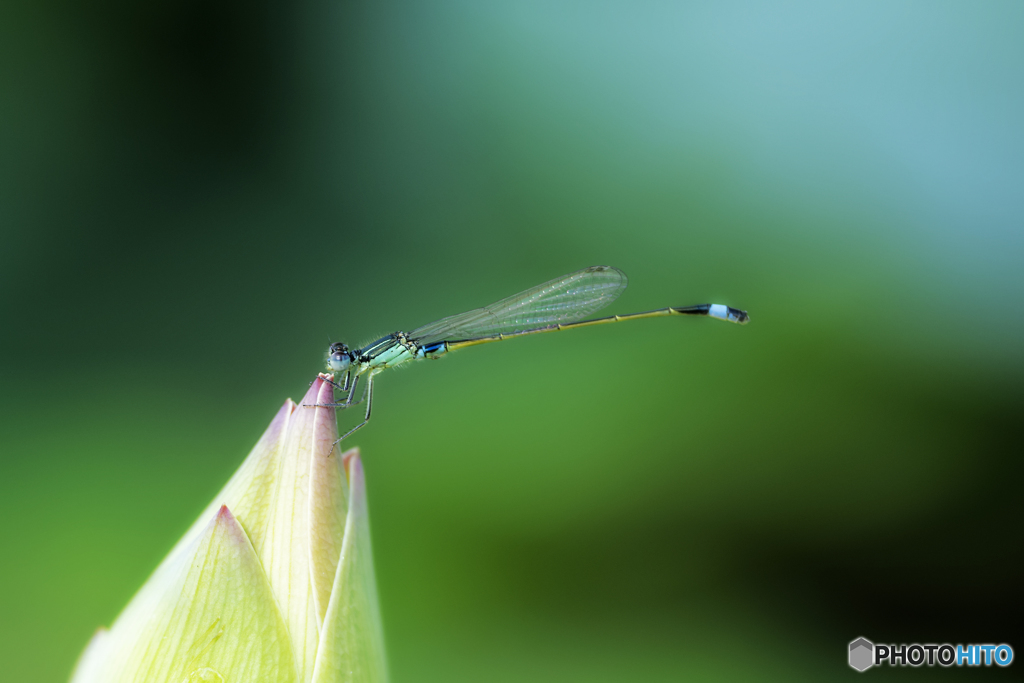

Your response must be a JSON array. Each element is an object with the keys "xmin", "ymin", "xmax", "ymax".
[{"xmin": 2, "ymin": 1, "xmax": 1022, "ymax": 681}]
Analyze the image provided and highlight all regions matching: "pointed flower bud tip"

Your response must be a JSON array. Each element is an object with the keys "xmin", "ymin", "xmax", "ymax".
[{"xmin": 71, "ymin": 376, "xmax": 388, "ymax": 683}]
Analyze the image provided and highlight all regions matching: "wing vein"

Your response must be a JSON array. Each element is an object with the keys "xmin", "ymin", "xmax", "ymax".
[{"xmin": 409, "ymin": 266, "xmax": 628, "ymax": 345}]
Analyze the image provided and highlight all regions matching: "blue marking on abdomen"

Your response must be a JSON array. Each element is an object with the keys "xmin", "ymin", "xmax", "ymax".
[{"xmin": 422, "ymin": 342, "xmax": 447, "ymax": 355}]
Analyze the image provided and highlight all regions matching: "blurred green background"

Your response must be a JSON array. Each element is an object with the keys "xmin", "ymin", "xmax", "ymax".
[{"xmin": 1, "ymin": 1, "xmax": 1022, "ymax": 681}]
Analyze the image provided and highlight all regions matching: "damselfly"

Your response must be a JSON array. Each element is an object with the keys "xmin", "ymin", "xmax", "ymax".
[{"xmin": 314, "ymin": 265, "xmax": 748, "ymax": 444}]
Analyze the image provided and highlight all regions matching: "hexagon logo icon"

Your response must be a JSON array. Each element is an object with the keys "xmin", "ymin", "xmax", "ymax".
[{"xmin": 849, "ymin": 637, "xmax": 874, "ymax": 672}]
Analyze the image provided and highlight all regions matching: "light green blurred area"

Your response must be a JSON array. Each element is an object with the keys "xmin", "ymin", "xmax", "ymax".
[{"xmin": 1, "ymin": 1, "xmax": 1022, "ymax": 681}]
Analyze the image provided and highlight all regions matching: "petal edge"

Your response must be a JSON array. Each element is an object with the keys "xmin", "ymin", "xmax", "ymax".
[{"xmin": 311, "ymin": 455, "xmax": 388, "ymax": 683}]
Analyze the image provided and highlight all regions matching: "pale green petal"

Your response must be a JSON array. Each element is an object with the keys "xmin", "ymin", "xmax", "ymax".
[
  {"xmin": 255, "ymin": 378, "xmax": 334, "ymax": 681},
  {"xmin": 308, "ymin": 383, "xmax": 350, "ymax": 626},
  {"xmin": 69, "ymin": 628, "xmax": 109, "ymax": 683},
  {"xmin": 155, "ymin": 377, "xmax": 348, "ymax": 682},
  {"xmin": 87, "ymin": 506, "xmax": 298, "ymax": 683},
  {"xmin": 311, "ymin": 453, "xmax": 388, "ymax": 683},
  {"xmin": 70, "ymin": 377, "xmax": 358, "ymax": 683},
  {"xmin": 169, "ymin": 399, "xmax": 294, "ymax": 559}
]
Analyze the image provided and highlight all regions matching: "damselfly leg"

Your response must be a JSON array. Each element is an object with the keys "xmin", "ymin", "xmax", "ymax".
[
  {"xmin": 319, "ymin": 370, "xmax": 350, "ymax": 394},
  {"xmin": 334, "ymin": 375, "xmax": 374, "ymax": 446},
  {"xmin": 304, "ymin": 370, "xmax": 363, "ymax": 409}
]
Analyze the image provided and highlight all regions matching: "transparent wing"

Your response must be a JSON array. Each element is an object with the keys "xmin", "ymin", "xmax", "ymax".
[{"xmin": 409, "ymin": 265, "xmax": 628, "ymax": 344}]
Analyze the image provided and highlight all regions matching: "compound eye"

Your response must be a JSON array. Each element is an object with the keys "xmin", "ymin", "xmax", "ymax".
[
  {"xmin": 330, "ymin": 342, "xmax": 349, "ymax": 354},
  {"xmin": 328, "ymin": 353, "xmax": 351, "ymax": 372}
]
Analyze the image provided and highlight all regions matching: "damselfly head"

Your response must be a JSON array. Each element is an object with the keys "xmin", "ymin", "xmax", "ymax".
[{"xmin": 327, "ymin": 342, "xmax": 353, "ymax": 372}]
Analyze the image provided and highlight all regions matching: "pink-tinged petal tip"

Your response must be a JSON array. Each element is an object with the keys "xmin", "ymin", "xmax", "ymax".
[
  {"xmin": 209, "ymin": 505, "xmax": 253, "ymax": 548},
  {"xmin": 315, "ymin": 375, "xmax": 336, "ymax": 409},
  {"xmin": 269, "ymin": 398, "xmax": 296, "ymax": 430},
  {"xmin": 341, "ymin": 448, "xmax": 361, "ymax": 478},
  {"xmin": 299, "ymin": 374, "xmax": 338, "ymax": 411}
]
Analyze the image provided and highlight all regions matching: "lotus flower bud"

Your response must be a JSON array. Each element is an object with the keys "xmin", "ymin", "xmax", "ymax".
[{"xmin": 70, "ymin": 375, "xmax": 387, "ymax": 683}]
